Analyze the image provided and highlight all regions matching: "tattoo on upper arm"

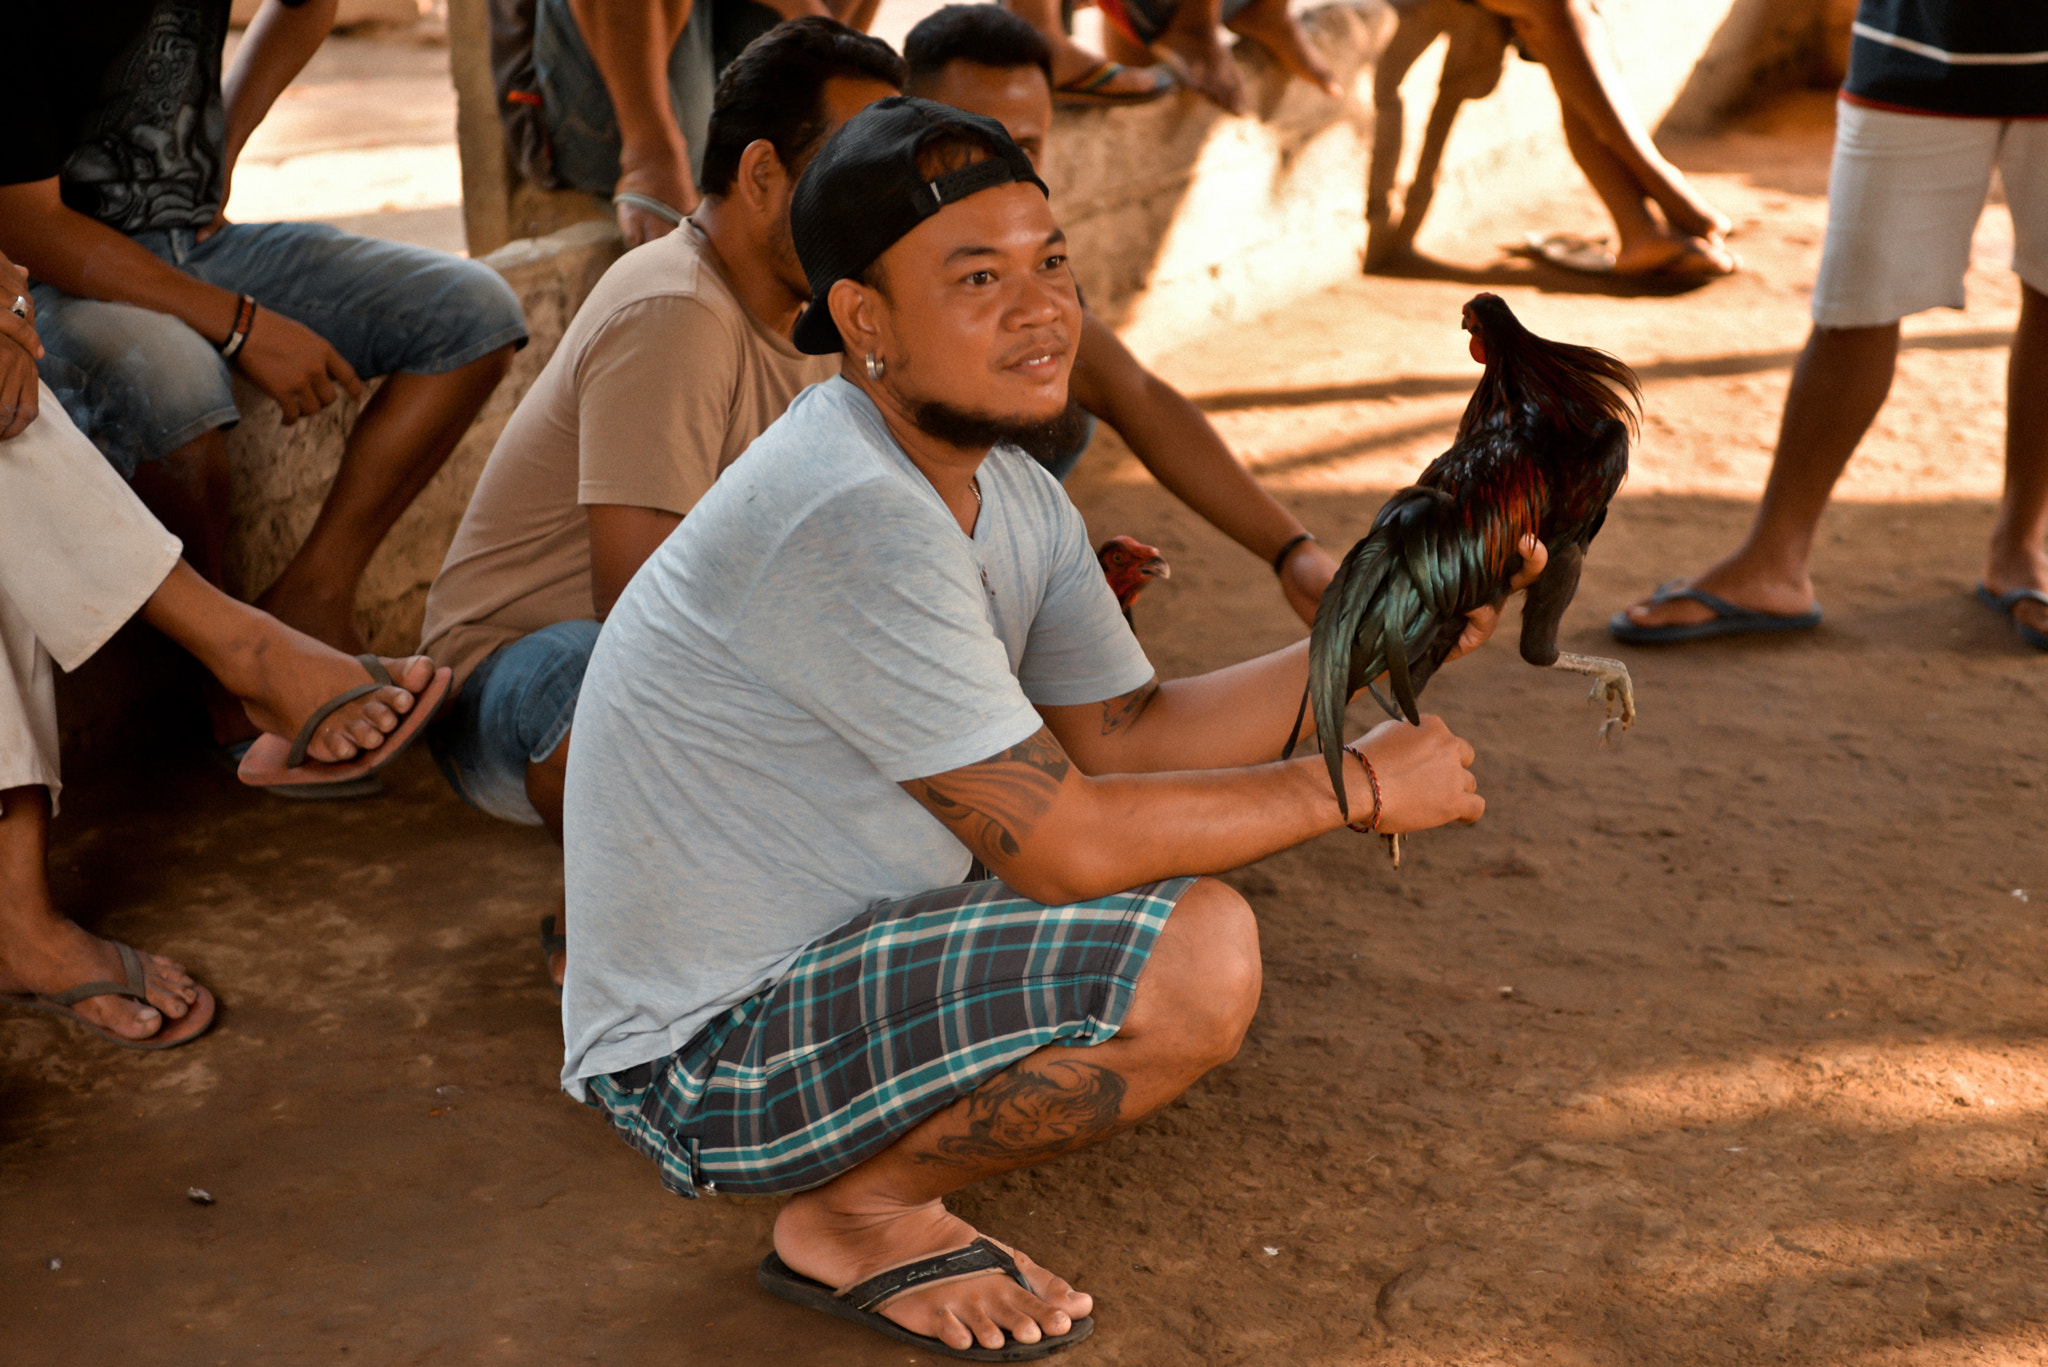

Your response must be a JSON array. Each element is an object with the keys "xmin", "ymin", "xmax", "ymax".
[
  {"xmin": 902, "ymin": 728, "xmax": 1072, "ymax": 864},
  {"xmin": 914, "ymin": 1059, "xmax": 1129, "ymax": 1168},
  {"xmin": 1097, "ymin": 678, "xmax": 1159, "ymax": 737}
]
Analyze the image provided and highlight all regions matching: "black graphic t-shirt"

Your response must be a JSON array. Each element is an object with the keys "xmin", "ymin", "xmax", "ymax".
[{"xmin": 3, "ymin": 0, "xmax": 232, "ymax": 233}]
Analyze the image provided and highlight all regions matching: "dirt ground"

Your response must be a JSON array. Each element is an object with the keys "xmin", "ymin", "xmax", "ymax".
[{"xmin": 7, "ymin": 94, "xmax": 2048, "ymax": 1366}]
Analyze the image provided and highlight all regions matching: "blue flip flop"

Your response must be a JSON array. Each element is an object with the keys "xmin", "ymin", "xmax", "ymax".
[
  {"xmin": 1974, "ymin": 584, "xmax": 2048, "ymax": 651},
  {"xmin": 1608, "ymin": 582, "xmax": 1823, "ymax": 644}
]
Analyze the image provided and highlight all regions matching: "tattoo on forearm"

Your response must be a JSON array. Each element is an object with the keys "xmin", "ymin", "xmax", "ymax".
[
  {"xmin": 904, "ymin": 729, "xmax": 1071, "ymax": 863},
  {"xmin": 916, "ymin": 1060, "xmax": 1129, "ymax": 1168},
  {"xmin": 1098, "ymin": 679, "xmax": 1159, "ymax": 736}
]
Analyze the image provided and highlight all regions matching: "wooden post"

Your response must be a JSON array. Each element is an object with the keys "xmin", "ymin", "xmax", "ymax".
[{"xmin": 447, "ymin": 0, "xmax": 513, "ymax": 257}]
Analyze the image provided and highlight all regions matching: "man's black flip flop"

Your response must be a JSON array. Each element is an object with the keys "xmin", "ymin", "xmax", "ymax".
[
  {"xmin": 756, "ymin": 1238, "xmax": 1094, "ymax": 1362},
  {"xmin": 1608, "ymin": 582, "xmax": 1822, "ymax": 644}
]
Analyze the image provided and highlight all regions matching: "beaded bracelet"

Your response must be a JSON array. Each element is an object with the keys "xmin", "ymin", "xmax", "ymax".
[
  {"xmin": 217, "ymin": 293, "xmax": 256, "ymax": 360},
  {"xmin": 1271, "ymin": 532, "xmax": 1315, "ymax": 577},
  {"xmin": 1342, "ymin": 742, "xmax": 1382, "ymax": 833}
]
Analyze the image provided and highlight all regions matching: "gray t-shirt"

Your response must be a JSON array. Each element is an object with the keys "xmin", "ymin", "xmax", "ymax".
[{"xmin": 560, "ymin": 376, "xmax": 1153, "ymax": 1097}]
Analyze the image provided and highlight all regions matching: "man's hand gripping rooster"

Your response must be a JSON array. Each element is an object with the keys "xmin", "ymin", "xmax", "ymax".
[{"xmin": 1293, "ymin": 293, "xmax": 1643, "ymax": 863}]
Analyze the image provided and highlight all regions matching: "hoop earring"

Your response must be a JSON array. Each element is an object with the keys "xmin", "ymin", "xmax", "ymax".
[{"xmin": 864, "ymin": 352, "xmax": 886, "ymax": 381}]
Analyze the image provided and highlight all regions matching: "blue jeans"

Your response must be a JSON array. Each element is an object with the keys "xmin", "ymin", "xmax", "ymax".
[
  {"xmin": 427, "ymin": 620, "xmax": 602, "ymax": 826},
  {"xmin": 32, "ymin": 221, "xmax": 528, "ymax": 475}
]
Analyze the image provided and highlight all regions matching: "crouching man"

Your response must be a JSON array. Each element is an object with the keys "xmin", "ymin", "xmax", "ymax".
[{"xmin": 561, "ymin": 99, "xmax": 1534, "ymax": 1359}]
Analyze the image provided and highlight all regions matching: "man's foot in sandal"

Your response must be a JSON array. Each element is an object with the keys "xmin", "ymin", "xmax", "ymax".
[
  {"xmin": 1612, "ymin": 231, "xmax": 1738, "ymax": 279},
  {"xmin": 1610, "ymin": 570, "xmax": 1822, "ymax": 644},
  {"xmin": 0, "ymin": 892, "xmax": 214, "ymax": 1049},
  {"xmin": 1975, "ymin": 583, "xmax": 2048, "ymax": 650},
  {"xmin": 769, "ymin": 1190, "xmax": 1090, "ymax": 1358},
  {"xmin": 1053, "ymin": 59, "xmax": 1176, "ymax": 105},
  {"xmin": 238, "ymin": 652, "xmax": 450, "ymax": 789}
]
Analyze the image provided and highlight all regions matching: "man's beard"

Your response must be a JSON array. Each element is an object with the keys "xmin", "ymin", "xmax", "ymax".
[{"xmin": 909, "ymin": 395, "xmax": 1092, "ymax": 463}]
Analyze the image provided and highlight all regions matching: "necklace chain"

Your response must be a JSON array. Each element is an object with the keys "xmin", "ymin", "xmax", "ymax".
[{"xmin": 970, "ymin": 476, "xmax": 982, "ymax": 508}]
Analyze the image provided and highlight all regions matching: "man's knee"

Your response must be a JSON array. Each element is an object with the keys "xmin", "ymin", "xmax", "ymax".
[{"xmin": 1135, "ymin": 876, "xmax": 1261, "ymax": 1067}]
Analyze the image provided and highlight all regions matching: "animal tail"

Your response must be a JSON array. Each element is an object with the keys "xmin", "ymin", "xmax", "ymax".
[{"xmin": 1303, "ymin": 488, "xmax": 1458, "ymax": 819}]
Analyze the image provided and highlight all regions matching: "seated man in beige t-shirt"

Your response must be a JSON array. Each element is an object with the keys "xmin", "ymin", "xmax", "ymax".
[{"xmin": 420, "ymin": 21, "xmax": 902, "ymax": 959}]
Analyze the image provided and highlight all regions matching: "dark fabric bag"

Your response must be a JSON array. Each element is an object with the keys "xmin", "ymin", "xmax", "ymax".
[{"xmin": 489, "ymin": 0, "xmax": 558, "ymax": 186}]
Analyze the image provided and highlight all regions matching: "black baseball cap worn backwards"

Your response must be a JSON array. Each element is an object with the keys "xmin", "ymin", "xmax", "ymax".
[{"xmin": 790, "ymin": 96, "xmax": 1050, "ymax": 356}]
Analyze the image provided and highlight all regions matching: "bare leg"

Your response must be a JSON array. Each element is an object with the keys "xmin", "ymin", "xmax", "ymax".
[
  {"xmin": 1152, "ymin": 0, "xmax": 1245, "ymax": 113},
  {"xmin": 525, "ymin": 736, "xmax": 570, "ymax": 987},
  {"xmin": 1003, "ymin": 0, "xmax": 1173, "ymax": 97},
  {"xmin": 1223, "ymin": 0, "xmax": 1341, "ymax": 99},
  {"xmin": 1984, "ymin": 283, "xmax": 2048, "ymax": 637},
  {"xmin": 1620, "ymin": 322, "xmax": 1899, "ymax": 628},
  {"xmin": 1557, "ymin": 105, "xmax": 1727, "ymax": 276},
  {"xmin": 258, "ymin": 348, "xmax": 515, "ymax": 651},
  {"xmin": 130, "ymin": 429, "xmax": 231, "ymax": 590},
  {"xmin": 0, "ymin": 786, "xmax": 213, "ymax": 1044},
  {"xmin": 142, "ymin": 560, "xmax": 436, "ymax": 764},
  {"xmin": 1478, "ymin": 0, "xmax": 1729, "ymax": 242},
  {"xmin": 772, "ymin": 876, "xmax": 1260, "ymax": 1352}
]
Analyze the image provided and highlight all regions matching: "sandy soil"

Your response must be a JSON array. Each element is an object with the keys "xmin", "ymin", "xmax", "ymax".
[{"xmin": 6, "ymin": 95, "xmax": 2047, "ymax": 1366}]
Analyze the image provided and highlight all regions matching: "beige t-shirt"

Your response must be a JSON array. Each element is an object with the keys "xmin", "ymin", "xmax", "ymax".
[{"xmin": 421, "ymin": 223, "xmax": 836, "ymax": 686}]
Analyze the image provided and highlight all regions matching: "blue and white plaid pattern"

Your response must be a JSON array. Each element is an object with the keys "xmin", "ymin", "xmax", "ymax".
[{"xmin": 584, "ymin": 875, "xmax": 1194, "ymax": 1197}]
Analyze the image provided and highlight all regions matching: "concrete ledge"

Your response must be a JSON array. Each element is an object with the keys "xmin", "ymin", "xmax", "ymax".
[{"xmin": 220, "ymin": 220, "xmax": 624, "ymax": 656}]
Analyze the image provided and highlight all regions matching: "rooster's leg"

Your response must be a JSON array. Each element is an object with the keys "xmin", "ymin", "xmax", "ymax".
[{"xmin": 1551, "ymin": 652, "xmax": 1636, "ymax": 742}]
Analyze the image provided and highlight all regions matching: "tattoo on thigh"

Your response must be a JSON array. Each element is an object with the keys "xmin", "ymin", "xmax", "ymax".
[
  {"xmin": 1098, "ymin": 679, "xmax": 1159, "ymax": 736},
  {"xmin": 917, "ymin": 1060, "xmax": 1129, "ymax": 1168},
  {"xmin": 902, "ymin": 729, "xmax": 1071, "ymax": 863}
]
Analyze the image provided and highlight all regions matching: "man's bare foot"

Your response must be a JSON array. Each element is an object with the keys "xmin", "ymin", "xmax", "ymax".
[
  {"xmin": 0, "ymin": 916, "xmax": 213, "ymax": 1045},
  {"xmin": 255, "ymin": 576, "xmax": 369, "ymax": 654},
  {"xmin": 1982, "ymin": 545, "xmax": 2048, "ymax": 637},
  {"xmin": 774, "ymin": 1189, "xmax": 1090, "ymax": 1352},
  {"xmin": 1154, "ymin": 10, "xmax": 1246, "ymax": 113},
  {"xmin": 1618, "ymin": 559, "xmax": 1815, "ymax": 630},
  {"xmin": 1225, "ymin": 0, "xmax": 1343, "ymax": 99}
]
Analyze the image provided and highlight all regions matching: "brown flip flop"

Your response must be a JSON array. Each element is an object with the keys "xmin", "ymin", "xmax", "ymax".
[
  {"xmin": 238, "ymin": 654, "xmax": 451, "ymax": 791},
  {"xmin": 1, "ymin": 941, "xmax": 218, "ymax": 1050}
]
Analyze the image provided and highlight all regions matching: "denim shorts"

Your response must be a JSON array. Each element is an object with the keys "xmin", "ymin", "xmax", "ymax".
[
  {"xmin": 534, "ymin": 0, "xmax": 716, "ymax": 193},
  {"xmin": 427, "ymin": 619, "xmax": 601, "ymax": 826},
  {"xmin": 32, "ymin": 220, "xmax": 528, "ymax": 475}
]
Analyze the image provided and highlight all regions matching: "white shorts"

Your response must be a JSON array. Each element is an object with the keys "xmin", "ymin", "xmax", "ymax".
[
  {"xmin": 1811, "ymin": 101, "xmax": 2048, "ymax": 328},
  {"xmin": 0, "ymin": 382, "xmax": 181, "ymax": 807}
]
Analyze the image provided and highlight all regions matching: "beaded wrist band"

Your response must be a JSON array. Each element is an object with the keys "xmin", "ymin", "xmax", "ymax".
[
  {"xmin": 1342, "ymin": 743, "xmax": 1382, "ymax": 833},
  {"xmin": 1271, "ymin": 532, "xmax": 1315, "ymax": 576},
  {"xmin": 217, "ymin": 293, "xmax": 256, "ymax": 360}
]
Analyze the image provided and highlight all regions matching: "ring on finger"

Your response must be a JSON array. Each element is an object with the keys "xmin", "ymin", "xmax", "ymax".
[{"xmin": 8, "ymin": 295, "xmax": 26, "ymax": 319}]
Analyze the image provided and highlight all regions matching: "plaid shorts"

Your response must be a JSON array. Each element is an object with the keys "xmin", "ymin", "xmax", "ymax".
[{"xmin": 583, "ymin": 875, "xmax": 1195, "ymax": 1198}]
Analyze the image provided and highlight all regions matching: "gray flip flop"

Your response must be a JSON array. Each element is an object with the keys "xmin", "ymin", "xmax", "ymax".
[
  {"xmin": 757, "ymin": 1237, "xmax": 1093, "ymax": 1361},
  {"xmin": 1, "ymin": 941, "xmax": 217, "ymax": 1050},
  {"xmin": 1609, "ymin": 582, "xmax": 1822, "ymax": 644}
]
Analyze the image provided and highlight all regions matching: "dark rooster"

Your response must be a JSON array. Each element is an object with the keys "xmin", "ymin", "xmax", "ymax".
[
  {"xmin": 1099, "ymin": 535, "xmax": 1170, "ymax": 625},
  {"xmin": 1302, "ymin": 292, "xmax": 1641, "ymax": 826}
]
